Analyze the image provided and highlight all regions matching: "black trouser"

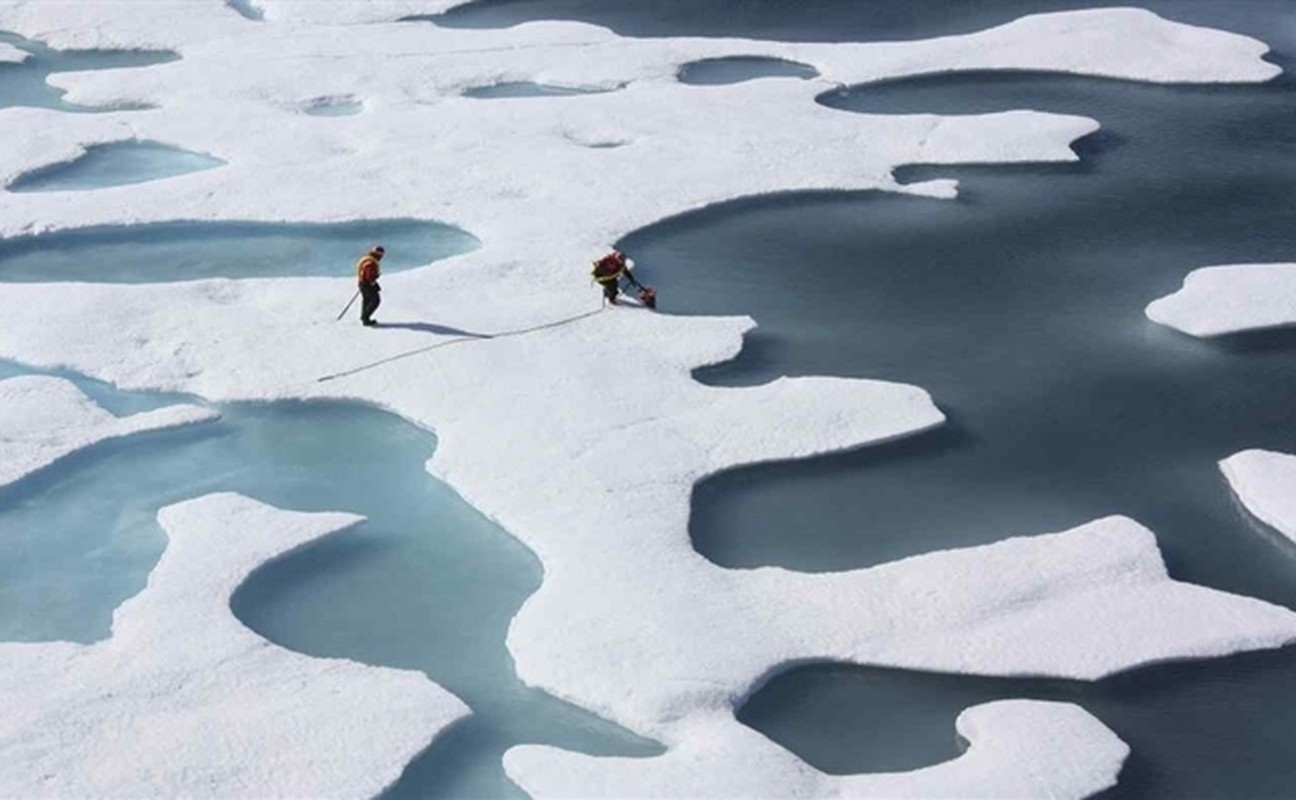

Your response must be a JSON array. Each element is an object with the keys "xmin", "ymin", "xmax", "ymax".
[
  {"xmin": 600, "ymin": 279, "xmax": 619, "ymax": 302},
  {"xmin": 360, "ymin": 282, "xmax": 381, "ymax": 322}
]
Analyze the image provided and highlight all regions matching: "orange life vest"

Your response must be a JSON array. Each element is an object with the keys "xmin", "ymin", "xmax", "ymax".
[{"xmin": 357, "ymin": 255, "xmax": 381, "ymax": 284}]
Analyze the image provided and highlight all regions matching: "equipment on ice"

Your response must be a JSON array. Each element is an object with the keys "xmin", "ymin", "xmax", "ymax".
[{"xmin": 591, "ymin": 250, "xmax": 657, "ymax": 309}]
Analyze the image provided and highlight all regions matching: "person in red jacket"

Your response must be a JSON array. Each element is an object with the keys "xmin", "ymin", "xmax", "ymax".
[
  {"xmin": 591, "ymin": 250, "xmax": 628, "ymax": 305},
  {"xmin": 356, "ymin": 246, "xmax": 384, "ymax": 326},
  {"xmin": 591, "ymin": 250, "xmax": 656, "ymax": 308}
]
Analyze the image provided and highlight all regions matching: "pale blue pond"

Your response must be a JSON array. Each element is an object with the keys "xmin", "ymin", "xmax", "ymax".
[
  {"xmin": 0, "ymin": 360, "xmax": 659, "ymax": 798},
  {"xmin": 678, "ymin": 56, "xmax": 818, "ymax": 85},
  {"xmin": 463, "ymin": 81, "xmax": 615, "ymax": 99},
  {"xmin": 7, "ymin": 140, "xmax": 225, "ymax": 192},
  {"xmin": 0, "ymin": 30, "xmax": 176, "ymax": 112},
  {"xmin": 0, "ymin": 219, "xmax": 479, "ymax": 283}
]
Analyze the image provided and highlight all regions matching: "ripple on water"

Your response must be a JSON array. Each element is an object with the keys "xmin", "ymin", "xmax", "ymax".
[
  {"xmin": 7, "ymin": 140, "xmax": 225, "ymax": 193},
  {"xmin": 0, "ymin": 219, "xmax": 479, "ymax": 283}
]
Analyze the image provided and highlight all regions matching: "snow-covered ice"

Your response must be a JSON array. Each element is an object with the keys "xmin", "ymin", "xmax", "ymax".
[
  {"xmin": 0, "ymin": 375, "xmax": 215, "ymax": 488},
  {"xmin": 1221, "ymin": 449, "xmax": 1296, "ymax": 546},
  {"xmin": 1147, "ymin": 263, "xmax": 1296, "ymax": 337},
  {"xmin": 0, "ymin": 40, "xmax": 25, "ymax": 63},
  {"xmin": 0, "ymin": 493, "xmax": 467, "ymax": 798},
  {"xmin": 0, "ymin": 2, "xmax": 1291, "ymax": 797}
]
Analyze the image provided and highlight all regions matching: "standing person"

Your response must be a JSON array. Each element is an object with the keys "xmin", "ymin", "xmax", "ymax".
[{"xmin": 357, "ymin": 246, "xmax": 384, "ymax": 326}]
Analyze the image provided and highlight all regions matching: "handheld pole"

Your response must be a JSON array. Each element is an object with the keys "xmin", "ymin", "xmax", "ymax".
[{"xmin": 336, "ymin": 289, "xmax": 361, "ymax": 321}]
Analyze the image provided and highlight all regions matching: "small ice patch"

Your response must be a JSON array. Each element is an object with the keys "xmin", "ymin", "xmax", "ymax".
[
  {"xmin": 1147, "ymin": 263, "xmax": 1296, "ymax": 337},
  {"xmin": 6, "ymin": 141, "xmax": 225, "ymax": 193},
  {"xmin": 1221, "ymin": 449, "xmax": 1296, "ymax": 547},
  {"xmin": 0, "ymin": 42, "xmax": 28, "ymax": 64}
]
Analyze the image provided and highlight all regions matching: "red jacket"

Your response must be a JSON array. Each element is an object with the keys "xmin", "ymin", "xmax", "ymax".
[{"xmin": 592, "ymin": 252, "xmax": 626, "ymax": 283}]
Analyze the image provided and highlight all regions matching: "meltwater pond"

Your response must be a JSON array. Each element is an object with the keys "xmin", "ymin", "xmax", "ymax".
[
  {"xmin": 462, "ymin": 81, "xmax": 616, "ymax": 99},
  {"xmin": 0, "ymin": 31, "xmax": 176, "ymax": 112},
  {"xmin": 7, "ymin": 140, "xmax": 225, "ymax": 193},
  {"xmin": 677, "ymin": 56, "xmax": 818, "ymax": 85},
  {"xmin": 0, "ymin": 219, "xmax": 479, "ymax": 282},
  {"xmin": 0, "ymin": 362, "xmax": 657, "ymax": 797}
]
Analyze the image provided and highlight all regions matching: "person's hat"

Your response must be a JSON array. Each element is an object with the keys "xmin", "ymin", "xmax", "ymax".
[{"xmin": 372, "ymin": 245, "xmax": 386, "ymax": 257}]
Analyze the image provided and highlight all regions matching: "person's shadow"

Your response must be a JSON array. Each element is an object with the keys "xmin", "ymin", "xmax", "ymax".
[{"xmin": 375, "ymin": 322, "xmax": 492, "ymax": 339}]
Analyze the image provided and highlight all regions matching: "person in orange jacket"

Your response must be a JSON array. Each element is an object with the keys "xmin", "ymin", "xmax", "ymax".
[{"xmin": 356, "ymin": 246, "xmax": 384, "ymax": 326}]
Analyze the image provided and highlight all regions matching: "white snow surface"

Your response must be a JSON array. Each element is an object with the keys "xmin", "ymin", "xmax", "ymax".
[
  {"xmin": 508, "ymin": 699, "xmax": 1129, "ymax": 799},
  {"xmin": 1221, "ymin": 449, "xmax": 1296, "ymax": 546},
  {"xmin": 1147, "ymin": 263, "xmax": 1296, "ymax": 337},
  {"xmin": 0, "ymin": 493, "xmax": 467, "ymax": 798},
  {"xmin": 0, "ymin": 375, "xmax": 216, "ymax": 488},
  {"xmin": 0, "ymin": 40, "xmax": 25, "ymax": 63},
  {"xmin": 0, "ymin": 3, "xmax": 1292, "ymax": 798}
]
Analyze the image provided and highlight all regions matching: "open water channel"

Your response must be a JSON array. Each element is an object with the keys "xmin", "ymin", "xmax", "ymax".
[{"xmin": 3, "ymin": 1, "xmax": 1296, "ymax": 797}]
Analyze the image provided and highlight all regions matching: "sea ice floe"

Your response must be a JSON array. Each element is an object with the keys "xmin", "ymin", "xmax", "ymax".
[
  {"xmin": 1147, "ymin": 263, "xmax": 1296, "ymax": 337},
  {"xmin": 0, "ymin": 375, "xmax": 215, "ymax": 489},
  {"xmin": 1221, "ymin": 449, "xmax": 1296, "ymax": 547},
  {"xmin": 0, "ymin": 493, "xmax": 467, "ymax": 798},
  {"xmin": 507, "ymin": 699, "xmax": 1128, "ymax": 799},
  {"xmin": 0, "ymin": 4, "xmax": 1289, "ymax": 798}
]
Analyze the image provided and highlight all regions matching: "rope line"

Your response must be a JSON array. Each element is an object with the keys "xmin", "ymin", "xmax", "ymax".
[{"xmin": 317, "ymin": 308, "xmax": 605, "ymax": 383}]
